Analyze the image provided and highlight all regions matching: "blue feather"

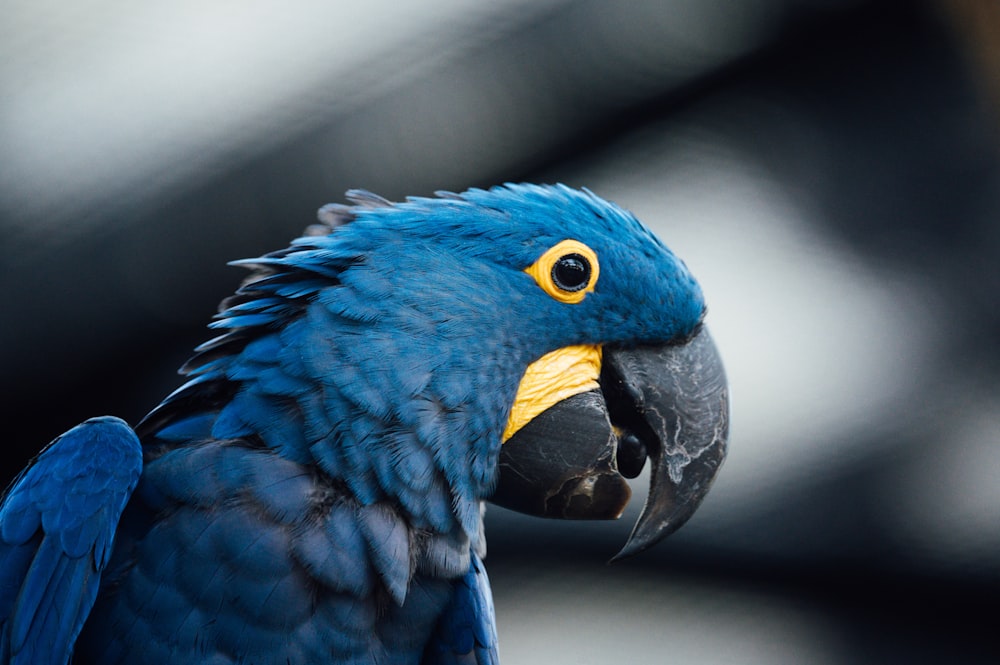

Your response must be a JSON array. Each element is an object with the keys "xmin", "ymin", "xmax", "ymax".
[
  {"xmin": 155, "ymin": 412, "xmax": 216, "ymax": 442},
  {"xmin": 358, "ymin": 503, "xmax": 411, "ymax": 606},
  {"xmin": 0, "ymin": 417, "xmax": 141, "ymax": 665},
  {"xmin": 424, "ymin": 555, "xmax": 498, "ymax": 665},
  {"xmin": 289, "ymin": 509, "xmax": 373, "ymax": 597}
]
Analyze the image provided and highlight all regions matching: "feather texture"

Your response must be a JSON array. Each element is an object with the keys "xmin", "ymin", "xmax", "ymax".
[
  {"xmin": 1, "ymin": 184, "xmax": 707, "ymax": 664},
  {"xmin": 0, "ymin": 417, "xmax": 141, "ymax": 665}
]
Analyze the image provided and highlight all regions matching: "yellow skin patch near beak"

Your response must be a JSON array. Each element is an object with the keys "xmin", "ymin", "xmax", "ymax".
[{"xmin": 502, "ymin": 344, "xmax": 603, "ymax": 442}]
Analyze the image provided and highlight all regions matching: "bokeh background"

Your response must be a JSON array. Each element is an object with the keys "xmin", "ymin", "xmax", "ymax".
[{"xmin": 3, "ymin": 0, "xmax": 999, "ymax": 662}]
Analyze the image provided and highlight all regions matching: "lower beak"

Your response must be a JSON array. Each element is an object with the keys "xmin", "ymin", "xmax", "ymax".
[{"xmin": 490, "ymin": 327, "xmax": 729, "ymax": 560}]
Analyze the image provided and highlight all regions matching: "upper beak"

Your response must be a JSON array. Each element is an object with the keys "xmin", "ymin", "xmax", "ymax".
[{"xmin": 490, "ymin": 327, "xmax": 729, "ymax": 560}]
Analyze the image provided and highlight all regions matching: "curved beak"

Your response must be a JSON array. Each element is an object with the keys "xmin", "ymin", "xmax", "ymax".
[{"xmin": 490, "ymin": 327, "xmax": 729, "ymax": 560}]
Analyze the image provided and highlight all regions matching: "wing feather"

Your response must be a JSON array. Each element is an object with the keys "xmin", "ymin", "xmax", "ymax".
[
  {"xmin": 0, "ymin": 417, "xmax": 142, "ymax": 665},
  {"xmin": 423, "ymin": 553, "xmax": 499, "ymax": 665}
]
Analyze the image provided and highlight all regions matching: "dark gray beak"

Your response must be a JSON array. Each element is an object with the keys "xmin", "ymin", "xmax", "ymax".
[{"xmin": 490, "ymin": 327, "xmax": 729, "ymax": 560}]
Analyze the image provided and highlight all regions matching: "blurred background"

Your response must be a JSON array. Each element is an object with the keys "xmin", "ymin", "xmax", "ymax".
[{"xmin": 2, "ymin": 0, "xmax": 999, "ymax": 662}]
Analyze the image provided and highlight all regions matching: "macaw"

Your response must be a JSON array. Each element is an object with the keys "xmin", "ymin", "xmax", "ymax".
[{"xmin": 0, "ymin": 184, "xmax": 728, "ymax": 665}]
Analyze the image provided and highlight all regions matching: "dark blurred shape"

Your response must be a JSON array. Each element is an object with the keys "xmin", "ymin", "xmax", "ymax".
[{"xmin": 937, "ymin": 0, "xmax": 1000, "ymax": 122}]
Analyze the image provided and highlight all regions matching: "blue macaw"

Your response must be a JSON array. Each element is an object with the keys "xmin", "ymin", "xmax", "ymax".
[{"xmin": 0, "ymin": 184, "xmax": 728, "ymax": 664}]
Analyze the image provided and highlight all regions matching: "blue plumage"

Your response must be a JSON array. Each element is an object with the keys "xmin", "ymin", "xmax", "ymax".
[
  {"xmin": 0, "ymin": 184, "xmax": 709, "ymax": 664},
  {"xmin": 0, "ymin": 417, "xmax": 141, "ymax": 665}
]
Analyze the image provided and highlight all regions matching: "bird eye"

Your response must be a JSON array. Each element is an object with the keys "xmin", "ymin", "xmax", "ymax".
[
  {"xmin": 525, "ymin": 239, "xmax": 600, "ymax": 304},
  {"xmin": 551, "ymin": 254, "xmax": 590, "ymax": 292}
]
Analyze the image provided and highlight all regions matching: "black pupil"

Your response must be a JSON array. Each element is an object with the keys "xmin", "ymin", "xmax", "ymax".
[{"xmin": 551, "ymin": 253, "xmax": 591, "ymax": 292}]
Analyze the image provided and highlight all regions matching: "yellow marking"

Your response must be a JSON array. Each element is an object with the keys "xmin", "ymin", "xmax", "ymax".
[
  {"xmin": 524, "ymin": 239, "xmax": 599, "ymax": 304},
  {"xmin": 502, "ymin": 344, "xmax": 603, "ymax": 442}
]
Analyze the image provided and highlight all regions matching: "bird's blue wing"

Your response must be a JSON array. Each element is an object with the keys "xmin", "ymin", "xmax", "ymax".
[
  {"xmin": 0, "ymin": 416, "xmax": 142, "ymax": 665},
  {"xmin": 423, "ymin": 553, "xmax": 499, "ymax": 665}
]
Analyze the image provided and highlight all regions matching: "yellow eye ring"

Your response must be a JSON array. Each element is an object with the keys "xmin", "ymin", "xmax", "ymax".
[{"xmin": 525, "ymin": 239, "xmax": 599, "ymax": 304}]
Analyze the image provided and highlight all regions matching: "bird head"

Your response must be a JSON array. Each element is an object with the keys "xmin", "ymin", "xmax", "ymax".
[{"xmin": 151, "ymin": 184, "xmax": 727, "ymax": 559}]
